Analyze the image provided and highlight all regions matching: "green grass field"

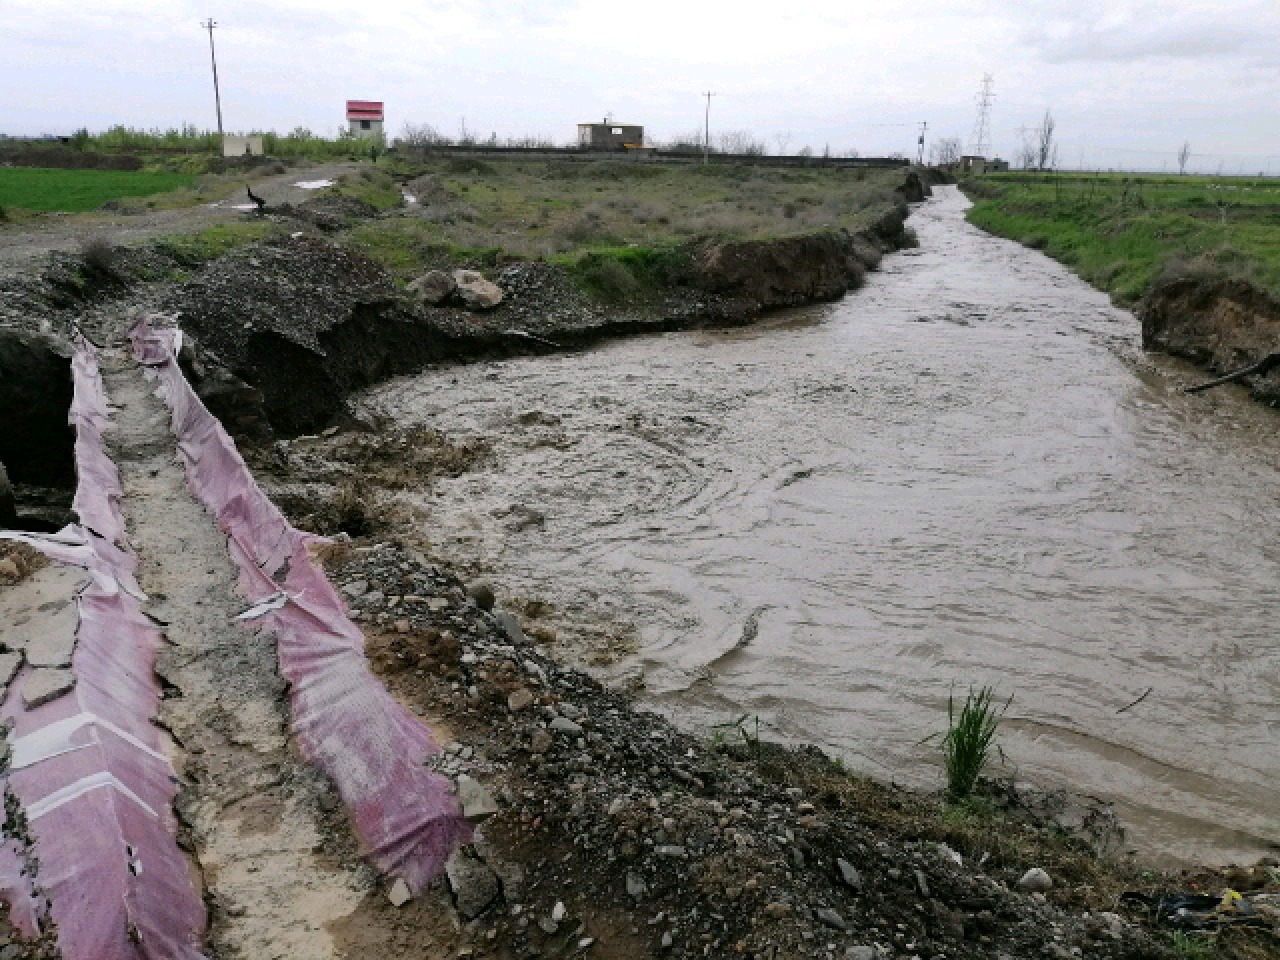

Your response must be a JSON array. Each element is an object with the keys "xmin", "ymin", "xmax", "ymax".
[
  {"xmin": 0, "ymin": 167, "xmax": 196, "ymax": 213},
  {"xmin": 965, "ymin": 173, "xmax": 1280, "ymax": 302},
  {"xmin": 343, "ymin": 159, "xmax": 903, "ymax": 280}
]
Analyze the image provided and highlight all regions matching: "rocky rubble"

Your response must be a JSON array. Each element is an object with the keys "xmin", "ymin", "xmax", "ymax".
[{"xmin": 322, "ymin": 539, "xmax": 1179, "ymax": 960}]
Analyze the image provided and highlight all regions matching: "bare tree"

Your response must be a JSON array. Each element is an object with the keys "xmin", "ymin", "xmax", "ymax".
[
  {"xmin": 716, "ymin": 130, "xmax": 766, "ymax": 156},
  {"xmin": 1178, "ymin": 141, "xmax": 1192, "ymax": 175},
  {"xmin": 1017, "ymin": 111, "xmax": 1059, "ymax": 171},
  {"xmin": 666, "ymin": 130, "xmax": 707, "ymax": 154},
  {"xmin": 399, "ymin": 122, "xmax": 449, "ymax": 147},
  {"xmin": 1035, "ymin": 109, "xmax": 1058, "ymax": 171},
  {"xmin": 773, "ymin": 132, "xmax": 792, "ymax": 156},
  {"xmin": 929, "ymin": 136, "xmax": 963, "ymax": 167},
  {"xmin": 796, "ymin": 145, "xmax": 814, "ymax": 158}
]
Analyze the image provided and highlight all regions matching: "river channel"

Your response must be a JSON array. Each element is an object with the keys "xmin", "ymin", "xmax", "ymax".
[{"xmin": 360, "ymin": 186, "xmax": 1279, "ymax": 865}]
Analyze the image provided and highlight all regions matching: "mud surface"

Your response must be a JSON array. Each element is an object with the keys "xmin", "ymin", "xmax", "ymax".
[{"xmin": 357, "ymin": 187, "xmax": 1280, "ymax": 867}]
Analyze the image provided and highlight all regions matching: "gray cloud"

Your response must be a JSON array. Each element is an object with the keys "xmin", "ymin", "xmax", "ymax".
[{"xmin": 1, "ymin": 0, "xmax": 1276, "ymax": 172}]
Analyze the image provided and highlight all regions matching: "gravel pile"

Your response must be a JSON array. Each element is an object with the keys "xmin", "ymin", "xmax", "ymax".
[{"xmin": 325, "ymin": 540, "xmax": 1177, "ymax": 960}]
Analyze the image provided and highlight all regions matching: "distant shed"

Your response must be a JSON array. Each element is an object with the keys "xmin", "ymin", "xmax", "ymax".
[
  {"xmin": 222, "ymin": 135, "xmax": 264, "ymax": 157},
  {"xmin": 577, "ymin": 120, "xmax": 644, "ymax": 151},
  {"xmin": 347, "ymin": 100, "xmax": 385, "ymax": 139},
  {"xmin": 960, "ymin": 155, "xmax": 1010, "ymax": 174}
]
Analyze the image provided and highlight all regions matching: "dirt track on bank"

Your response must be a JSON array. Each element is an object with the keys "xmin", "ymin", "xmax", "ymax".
[{"xmin": 0, "ymin": 161, "xmax": 359, "ymax": 272}]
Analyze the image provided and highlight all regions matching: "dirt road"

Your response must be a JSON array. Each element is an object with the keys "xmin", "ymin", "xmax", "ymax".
[{"xmin": 0, "ymin": 161, "xmax": 361, "ymax": 272}]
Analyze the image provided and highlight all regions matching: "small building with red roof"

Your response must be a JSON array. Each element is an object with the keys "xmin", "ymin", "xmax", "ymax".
[{"xmin": 346, "ymin": 100, "xmax": 385, "ymax": 139}]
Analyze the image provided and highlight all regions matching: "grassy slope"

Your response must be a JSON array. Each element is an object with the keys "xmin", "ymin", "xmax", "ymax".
[
  {"xmin": 965, "ymin": 173, "xmax": 1280, "ymax": 303},
  {"xmin": 0, "ymin": 167, "xmax": 196, "ymax": 212},
  {"xmin": 343, "ymin": 159, "xmax": 903, "ymax": 280}
]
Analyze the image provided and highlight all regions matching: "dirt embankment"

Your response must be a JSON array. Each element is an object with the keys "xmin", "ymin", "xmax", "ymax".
[
  {"xmin": 690, "ymin": 204, "xmax": 908, "ymax": 308},
  {"xmin": 1139, "ymin": 276, "xmax": 1280, "ymax": 404},
  {"xmin": 162, "ymin": 200, "xmax": 915, "ymax": 438}
]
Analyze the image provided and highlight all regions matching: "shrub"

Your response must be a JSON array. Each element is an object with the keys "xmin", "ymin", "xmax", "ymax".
[
  {"xmin": 447, "ymin": 157, "xmax": 495, "ymax": 175},
  {"xmin": 939, "ymin": 686, "xmax": 1010, "ymax": 800},
  {"xmin": 330, "ymin": 477, "xmax": 377, "ymax": 537},
  {"xmin": 577, "ymin": 255, "xmax": 639, "ymax": 301},
  {"xmin": 80, "ymin": 238, "xmax": 119, "ymax": 277}
]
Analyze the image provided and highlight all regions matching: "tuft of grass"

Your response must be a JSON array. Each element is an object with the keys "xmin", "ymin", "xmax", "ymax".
[
  {"xmin": 1169, "ymin": 931, "xmax": 1213, "ymax": 960},
  {"xmin": 155, "ymin": 222, "xmax": 276, "ymax": 263},
  {"xmin": 940, "ymin": 686, "xmax": 1010, "ymax": 801},
  {"xmin": 330, "ymin": 170, "xmax": 403, "ymax": 211},
  {"xmin": 576, "ymin": 255, "xmax": 638, "ymax": 300},
  {"xmin": 710, "ymin": 713, "xmax": 763, "ymax": 759}
]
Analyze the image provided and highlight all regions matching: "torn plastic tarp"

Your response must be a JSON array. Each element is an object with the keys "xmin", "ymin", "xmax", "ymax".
[
  {"xmin": 131, "ymin": 317, "xmax": 470, "ymax": 893},
  {"xmin": 0, "ymin": 338, "xmax": 205, "ymax": 958}
]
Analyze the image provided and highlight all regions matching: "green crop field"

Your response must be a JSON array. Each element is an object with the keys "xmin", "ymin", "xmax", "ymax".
[
  {"xmin": 0, "ymin": 167, "xmax": 196, "ymax": 213},
  {"xmin": 965, "ymin": 172, "xmax": 1280, "ymax": 302}
]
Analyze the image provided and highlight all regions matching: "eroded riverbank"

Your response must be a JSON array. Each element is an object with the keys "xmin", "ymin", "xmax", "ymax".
[{"xmin": 348, "ymin": 186, "xmax": 1279, "ymax": 867}]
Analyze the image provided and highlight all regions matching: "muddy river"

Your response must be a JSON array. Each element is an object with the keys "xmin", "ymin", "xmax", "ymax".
[{"xmin": 361, "ymin": 186, "xmax": 1278, "ymax": 865}]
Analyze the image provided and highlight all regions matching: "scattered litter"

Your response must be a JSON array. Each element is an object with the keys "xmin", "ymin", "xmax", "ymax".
[
  {"xmin": 234, "ymin": 591, "xmax": 289, "ymax": 621},
  {"xmin": 388, "ymin": 877, "xmax": 412, "ymax": 907},
  {"xmin": 1121, "ymin": 888, "xmax": 1280, "ymax": 931}
]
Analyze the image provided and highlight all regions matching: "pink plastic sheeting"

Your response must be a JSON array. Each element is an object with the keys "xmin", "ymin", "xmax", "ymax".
[
  {"xmin": 131, "ymin": 318, "xmax": 470, "ymax": 893},
  {"xmin": 0, "ymin": 339, "xmax": 206, "ymax": 959}
]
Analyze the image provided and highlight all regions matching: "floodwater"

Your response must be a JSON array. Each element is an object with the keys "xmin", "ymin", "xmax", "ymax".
[{"xmin": 361, "ymin": 187, "xmax": 1279, "ymax": 865}]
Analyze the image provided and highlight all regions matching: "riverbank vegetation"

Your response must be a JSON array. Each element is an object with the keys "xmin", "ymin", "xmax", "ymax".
[
  {"xmin": 964, "ymin": 173, "xmax": 1280, "ymax": 303},
  {"xmin": 342, "ymin": 158, "xmax": 904, "ymax": 280}
]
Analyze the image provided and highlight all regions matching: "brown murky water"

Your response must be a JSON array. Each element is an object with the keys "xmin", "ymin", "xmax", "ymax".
[{"xmin": 362, "ymin": 187, "xmax": 1279, "ymax": 865}]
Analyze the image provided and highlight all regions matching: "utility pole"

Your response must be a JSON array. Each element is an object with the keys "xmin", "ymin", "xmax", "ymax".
[
  {"xmin": 202, "ymin": 18, "xmax": 224, "ymax": 142},
  {"xmin": 916, "ymin": 121, "xmax": 928, "ymax": 164},
  {"xmin": 702, "ymin": 91, "xmax": 716, "ymax": 165}
]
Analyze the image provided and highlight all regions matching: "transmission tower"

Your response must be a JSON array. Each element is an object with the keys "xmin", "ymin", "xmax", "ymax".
[{"xmin": 969, "ymin": 73, "xmax": 994, "ymax": 159}]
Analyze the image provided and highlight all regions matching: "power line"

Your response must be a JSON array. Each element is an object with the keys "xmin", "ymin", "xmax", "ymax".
[
  {"xmin": 702, "ymin": 91, "xmax": 716, "ymax": 165},
  {"xmin": 969, "ymin": 73, "xmax": 994, "ymax": 158},
  {"xmin": 201, "ymin": 18, "xmax": 224, "ymax": 141}
]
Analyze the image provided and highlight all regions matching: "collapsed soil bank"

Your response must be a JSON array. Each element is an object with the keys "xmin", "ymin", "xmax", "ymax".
[
  {"xmin": 1138, "ymin": 275, "xmax": 1280, "ymax": 404},
  {"xmin": 161, "ymin": 198, "xmax": 917, "ymax": 438}
]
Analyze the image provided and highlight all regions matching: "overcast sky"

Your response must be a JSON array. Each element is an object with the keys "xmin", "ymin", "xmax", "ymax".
[{"xmin": 4, "ymin": 0, "xmax": 1278, "ymax": 172}]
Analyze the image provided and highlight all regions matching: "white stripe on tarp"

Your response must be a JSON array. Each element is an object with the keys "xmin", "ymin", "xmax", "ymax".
[
  {"xmin": 10, "ymin": 713, "xmax": 170, "ymax": 772},
  {"xmin": 0, "ymin": 529, "xmax": 88, "ymax": 548},
  {"xmin": 235, "ymin": 591, "xmax": 290, "ymax": 621},
  {"xmin": 25, "ymin": 772, "xmax": 158, "ymax": 820}
]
